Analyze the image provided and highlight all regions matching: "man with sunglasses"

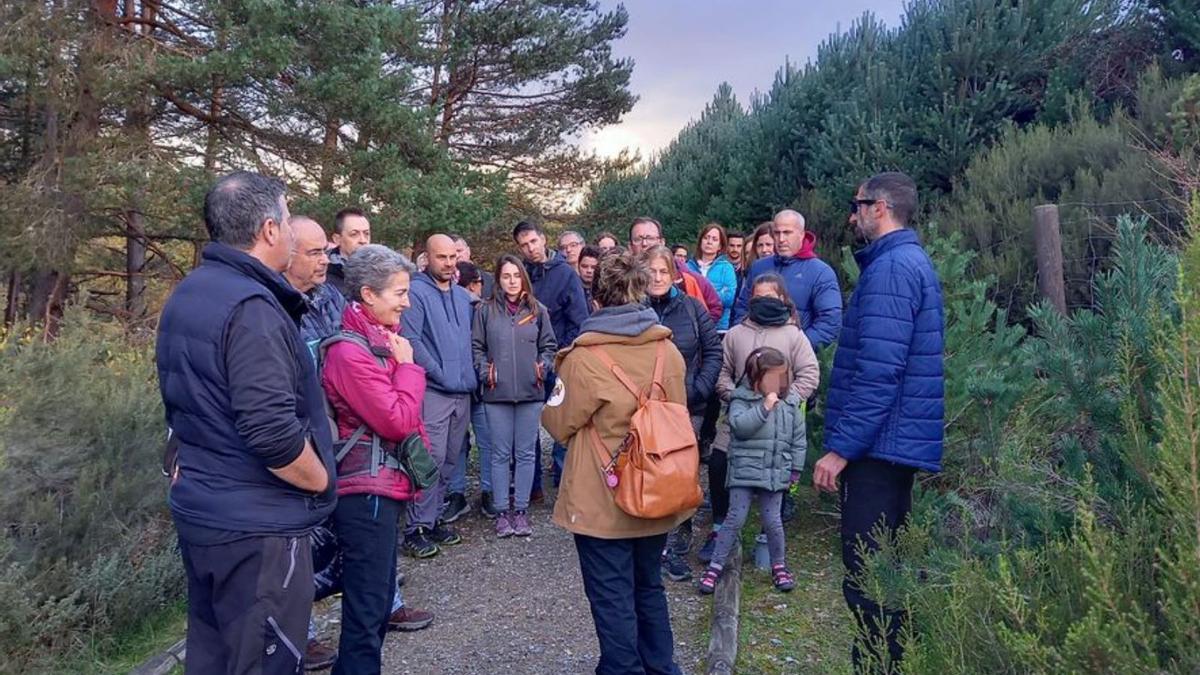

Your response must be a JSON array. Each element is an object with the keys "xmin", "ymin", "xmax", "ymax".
[
  {"xmin": 814, "ymin": 171, "xmax": 944, "ymax": 672},
  {"xmin": 729, "ymin": 209, "xmax": 842, "ymax": 352}
]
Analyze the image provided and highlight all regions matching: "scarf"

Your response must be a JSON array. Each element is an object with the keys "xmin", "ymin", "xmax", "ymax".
[{"xmin": 748, "ymin": 296, "xmax": 792, "ymax": 327}]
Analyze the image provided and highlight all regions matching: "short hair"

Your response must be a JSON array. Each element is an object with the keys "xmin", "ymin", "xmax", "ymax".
[
  {"xmin": 579, "ymin": 245, "xmax": 601, "ymax": 262},
  {"xmin": 333, "ymin": 207, "xmax": 367, "ymax": 235},
  {"xmin": 456, "ymin": 261, "xmax": 481, "ymax": 288},
  {"xmin": 862, "ymin": 171, "xmax": 918, "ymax": 225},
  {"xmin": 558, "ymin": 230, "xmax": 584, "ymax": 244},
  {"xmin": 512, "ymin": 220, "xmax": 543, "ymax": 240},
  {"xmin": 594, "ymin": 231, "xmax": 620, "ymax": 247},
  {"xmin": 744, "ymin": 346, "xmax": 788, "ymax": 392},
  {"xmin": 344, "ymin": 244, "xmax": 416, "ymax": 303},
  {"xmin": 695, "ymin": 223, "xmax": 729, "ymax": 260},
  {"xmin": 451, "ymin": 234, "xmax": 468, "ymax": 245},
  {"xmin": 728, "ymin": 231, "xmax": 746, "ymax": 241},
  {"xmin": 203, "ymin": 171, "xmax": 286, "ymax": 248},
  {"xmin": 628, "ymin": 217, "xmax": 662, "ymax": 241},
  {"xmin": 592, "ymin": 251, "xmax": 649, "ymax": 309}
]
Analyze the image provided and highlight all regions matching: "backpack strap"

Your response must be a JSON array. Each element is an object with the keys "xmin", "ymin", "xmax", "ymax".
[
  {"xmin": 585, "ymin": 345, "xmax": 645, "ymax": 403},
  {"xmin": 318, "ymin": 330, "xmax": 388, "ymax": 462}
]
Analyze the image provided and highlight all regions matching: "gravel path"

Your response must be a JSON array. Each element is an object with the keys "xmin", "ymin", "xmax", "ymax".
[{"xmin": 311, "ymin": 431, "xmax": 709, "ymax": 675}]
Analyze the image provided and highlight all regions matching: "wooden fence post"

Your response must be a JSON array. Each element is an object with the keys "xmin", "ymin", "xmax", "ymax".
[
  {"xmin": 706, "ymin": 542, "xmax": 742, "ymax": 674},
  {"xmin": 1033, "ymin": 204, "xmax": 1067, "ymax": 314}
]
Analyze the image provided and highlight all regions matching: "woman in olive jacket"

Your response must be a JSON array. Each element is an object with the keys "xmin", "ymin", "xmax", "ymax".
[{"xmin": 472, "ymin": 254, "xmax": 557, "ymax": 537}]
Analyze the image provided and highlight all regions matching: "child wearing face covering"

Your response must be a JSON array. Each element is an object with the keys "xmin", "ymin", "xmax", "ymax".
[
  {"xmin": 699, "ymin": 346, "xmax": 806, "ymax": 594},
  {"xmin": 700, "ymin": 274, "xmax": 819, "ymax": 565}
]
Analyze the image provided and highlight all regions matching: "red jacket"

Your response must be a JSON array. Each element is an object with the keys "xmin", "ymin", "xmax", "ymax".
[
  {"xmin": 322, "ymin": 302, "xmax": 428, "ymax": 501},
  {"xmin": 675, "ymin": 260, "xmax": 723, "ymax": 323}
]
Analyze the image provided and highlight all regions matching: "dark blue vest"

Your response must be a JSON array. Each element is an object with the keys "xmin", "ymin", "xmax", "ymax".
[{"xmin": 157, "ymin": 243, "xmax": 336, "ymax": 538}]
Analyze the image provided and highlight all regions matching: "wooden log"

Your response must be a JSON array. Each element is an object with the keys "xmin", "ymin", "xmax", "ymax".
[
  {"xmin": 1033, "ymin": 204, "xmax": 1067, "ymax": 314},
  {"xmin": 706, "ymin": 541, "xmax": 742, "ymax": 674}
]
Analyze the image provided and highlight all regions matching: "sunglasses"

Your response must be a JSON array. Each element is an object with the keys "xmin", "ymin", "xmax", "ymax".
[{"xmin": 848, "ymin": 198, "xmax": 890, "ymax": 214}]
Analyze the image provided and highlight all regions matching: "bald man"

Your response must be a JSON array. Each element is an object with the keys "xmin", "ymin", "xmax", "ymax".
[
  {"xmin": 285, "ymin": 217, "xmax": 346, "ymax": 362},
  {"xmin": 399, "ymin": 233, "xmax": 477, "ymax": 557},
  {"xmin": 729, "ymin": 209, "xmax": 842, "ymax": 351}
]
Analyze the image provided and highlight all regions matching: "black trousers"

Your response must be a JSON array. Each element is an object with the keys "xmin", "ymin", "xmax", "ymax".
[
  {"xmin": 179, "ymin": 534, "xmax": 313, "ymax": 675},
  {"xmin": 332, "ymin": 493, "xmax": 401, "ymax": 675},
  {"xmin": 708, "ymin": 448, "xmax": 729, "ymax": 524},
  {"xmin": 574, "ymin": 533, "xmax": 682, "ymax": 675},
  {"xmin": 840, "ymin": 458, "xmax": 916, "ymax": 674}
]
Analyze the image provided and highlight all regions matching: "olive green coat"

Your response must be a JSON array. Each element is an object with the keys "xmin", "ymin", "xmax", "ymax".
[{"xmin": 726, "ymin": 385, "xmax": 807, "ymax": 492}]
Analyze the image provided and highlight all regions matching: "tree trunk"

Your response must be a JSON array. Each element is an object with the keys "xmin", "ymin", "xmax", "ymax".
[
  {"xmin": 3, "ymin": 270, "xmax": 20, "ymax": 327},
  {"xmin": 125, "ymin": 214, "xmax": 147, "ymax": 319}
]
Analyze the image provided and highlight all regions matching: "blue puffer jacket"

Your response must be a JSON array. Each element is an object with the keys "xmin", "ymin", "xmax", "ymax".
[
  {"xmin": 687, "ymin": 254, "xmax": 738, "ymax": 331},
  {"xmin": 730, "ymin": 232, "xmax": 842, "ymax": 350},
  {"xmin": 298, "ymin": 282, "xmax": 347, "ymax": 364},
  {"xmin": 401, "ymin": 271, "xmax": 479, "ymax": 394},
  {"xmin": 525, "ymin": 251, "xmax": 589, "ymax": 348},
  {"xmin": 823, "ymin": 229, "xmax": 944, "ymax": 472}
]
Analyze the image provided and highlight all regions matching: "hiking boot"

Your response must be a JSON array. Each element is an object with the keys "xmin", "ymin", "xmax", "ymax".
[
  {"xmin": 512, "ymin": 510, "xmax": 533, "ymax": 537},
  {"xmin": 496, "ymin": 512, "xmax": 515, "ymax": 538},
  {"xmin": 387, "ymin": 606, "xmax": 435, "ymax": 632},
  {"xmin": 442, "ymin": 492, "xmax": 470, "ymax": 524},
  {"xmin": 304, "ymin": 638, "xmax": 337, "ymax": 671},
  {"xmin": 697, "ymin": 531, "xmax": 718, "ymax": 564},
  {"xmin": 479, "ymin": 492, "xmax": 501, "ymax": 519},
  {"xmin": 402, "ymin": 528, "xmax": 439, "ymax": 559},
  {"xmin": 663, "ymin": 553, "xmax": 693, "ymax": 582},
  {"xmin": 429, "ymin": 522, "xmax": 462, "ymax": 546}
]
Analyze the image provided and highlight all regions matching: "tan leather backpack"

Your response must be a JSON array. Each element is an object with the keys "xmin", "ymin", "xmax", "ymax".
[{"xmin": 586, "ymin": 340, "xmax": 703, "ymax": 520}]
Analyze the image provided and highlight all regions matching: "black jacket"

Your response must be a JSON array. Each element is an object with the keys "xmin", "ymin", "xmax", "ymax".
[{"xmin": 648, "ymin": 288, "xmax": 721, "ymax": 415}]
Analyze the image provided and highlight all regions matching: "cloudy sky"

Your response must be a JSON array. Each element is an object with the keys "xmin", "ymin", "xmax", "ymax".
[{"xmin": 580, "ymin": 0, "xmax": 907, "ymax": 159}]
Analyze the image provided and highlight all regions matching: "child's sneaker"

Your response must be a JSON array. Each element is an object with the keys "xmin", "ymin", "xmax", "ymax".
[
  {"xmin": 772, "ymin": 563, "xmax": 795, "ymax": 592},
  {"xmin": 512, "ymin": 510, "xmax": 533, "ymax": 537},
  {"xmin": 495, "ymin": 512, "xmax": 515, "ymax": 538},
  {"xmin": 698, "ymin": 565, "xmax": 721, "ymax": 595}
]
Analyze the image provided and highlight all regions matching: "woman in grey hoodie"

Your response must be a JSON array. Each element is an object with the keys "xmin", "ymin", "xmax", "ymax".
[{"xmin": 472, "ymin": 255, "xmax": 557, "ymax": 537}]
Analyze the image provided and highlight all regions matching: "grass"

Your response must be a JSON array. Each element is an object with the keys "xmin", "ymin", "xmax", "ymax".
[
  {"xmin": 728, "ymin": 486, "xmax": 853, "ymax": 675},
  {"xmin": 47, "ymin": 600, "xmax": 187, "ymax": 675}
]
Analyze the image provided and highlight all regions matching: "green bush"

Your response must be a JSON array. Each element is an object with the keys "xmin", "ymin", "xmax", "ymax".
[{"xmin": 0, "ymin": 313, "xmax": 179, "ymax": 671}]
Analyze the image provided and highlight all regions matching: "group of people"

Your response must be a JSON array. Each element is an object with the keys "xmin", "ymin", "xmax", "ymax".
[{"xmin": 156, "ymin": 168, "xmax": 943, "ymax": 675}]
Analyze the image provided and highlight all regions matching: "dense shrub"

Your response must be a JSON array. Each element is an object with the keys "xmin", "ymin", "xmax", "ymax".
[{"xmin": 0, "ymin": 314, "xmax": 178, "ymax": 670}]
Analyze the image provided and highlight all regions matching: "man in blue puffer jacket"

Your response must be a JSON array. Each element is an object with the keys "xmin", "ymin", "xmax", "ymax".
[
  {"xmin": 730, "ymin": 209, "xmax": 842, "ymax": 352},
  {"xmin": 813, "ymin": 172, "xmax": 944, "ymax": 672}
]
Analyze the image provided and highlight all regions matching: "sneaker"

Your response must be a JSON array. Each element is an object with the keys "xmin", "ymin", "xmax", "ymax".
[
  {"xmin": 772, "ymin": 564, "xmax": 796, "ymax": 592},
  {"xmin": 304, "ymin": 638, "xmax": 337, "ymax": 671},
  {"xmin": 512, "ymin": 510, "xmax": 533, "ymax": 537},
  {"xmin": 428, "ymin": 522, "xmax": 463, "ymax": 546},
  {"xmin": 697, "ymin": 531, "xmax": 717, "ymax": 564},
  {"xmin": 402, "ymin": 529, "xmax": 439, "ymax": 559},
  {"xmin": 387, "ymin": 606, "xmax": 435, "ymax": 632},
  {"xmin": 672, "ymin": 520, "xmax": 694, "ymax": 556},
  {"xmin": 479, "ymin": 492, "xmax": 501, "ymax": 519},
  {"xmin": 698, "ymin": 566, "xmax": 721, "ymax": 595},
  {"xmin": 496, "ymin": 512, "xmax": 515, "ymax": 538},
  {"xmin": 663, "ymin": 553, "xmax": 693, "ymax": 582},
  {"xmin": 442, "ymin": 492, "xmax": 469, "ymax": 524}
]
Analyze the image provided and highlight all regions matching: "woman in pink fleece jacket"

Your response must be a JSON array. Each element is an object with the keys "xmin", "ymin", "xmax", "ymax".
[{"xmin": 321, "ymin": 244, "xmax": 428, "ymax": 675}]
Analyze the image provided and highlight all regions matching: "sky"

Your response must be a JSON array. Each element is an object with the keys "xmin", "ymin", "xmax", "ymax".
[{"xmin": 580, "ymin": 0, "xmax": 908, "ymax": 159}]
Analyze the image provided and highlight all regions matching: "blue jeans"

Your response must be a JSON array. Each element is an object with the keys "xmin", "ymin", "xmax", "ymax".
[
  {"xmin": 573, "ymin": 533, "xmax": 682, "ymax": 675},
  {"xmin": 451, "ymin": 398, "xmax": 492, "ymax": 495},
  {"xmin": 332, "ymin": 494, "xmax": 400, "ymax": 675},
  {"xmin": 485, "ymin": 401, "xmax": 542, "ymax": 512}
]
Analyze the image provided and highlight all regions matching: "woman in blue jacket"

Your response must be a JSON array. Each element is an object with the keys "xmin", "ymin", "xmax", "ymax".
[{"xmin": 687, "ymin": 223, "xmax": 738, "ymax": 332}]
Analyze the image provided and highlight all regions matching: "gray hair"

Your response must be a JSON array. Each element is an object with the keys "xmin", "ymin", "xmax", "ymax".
[
  {"xmin": 345, "ymin": 244, "xmax": 416, "ymax": 302},
  {"xmin": 862, "ymin": 172, "xmax": 918, "ymax": 225},
  {"xmin": 558, "ymin": 230, "xmax": 584, "ymax": 244},
  {"xmin": 203, "ymin": 171, "xmax": 287, "ymax": 248}
]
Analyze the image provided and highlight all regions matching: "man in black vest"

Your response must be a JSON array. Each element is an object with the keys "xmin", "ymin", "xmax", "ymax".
[{"xmin": 157, "ymin": 171, "xmax": 336, "ymax": 673}]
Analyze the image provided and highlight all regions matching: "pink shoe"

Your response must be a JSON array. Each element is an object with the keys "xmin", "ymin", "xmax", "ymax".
[
  {"xmin": 495, "ymin": 512, "xmax": 515, "ymax": 538},
  {"xmin": 512, "ymin": 510, "xmax": 532, "ymax": 537}
]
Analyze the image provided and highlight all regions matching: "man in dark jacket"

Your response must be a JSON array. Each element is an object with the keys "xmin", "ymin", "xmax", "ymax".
[
  {"xmin": 514, "ymin": 220, "xmax": 588, "ymax": 493},
  {"xmin": 326, "ymin": 207, "xmax": 371, "ymax": 298},
  {"xmin": 401, "ymin": 233, "xmax": 477, "ymax": 557},
  {"xmin": 813, "ymin": 172, "xmax": 945, "ymax": 672},
  {"xmin": 730, "ymin": 210, "xmax": 843, "ymax": 352},
  {"xmin": 157, "ymin": 172, "xmax": 335, "ymax": 674}
]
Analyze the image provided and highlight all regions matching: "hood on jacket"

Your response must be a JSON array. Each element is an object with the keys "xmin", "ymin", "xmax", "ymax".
[
  {"xmin": 339, "ymin": 300, "xmax": 399, "ymax": 350},
  {"xmin": 525, "ymin": 249, "xmax": 568, "ymax": 282},
  {"xmin": 794, "ymin": 231, "xmax": 819, "ymax": 260},
  {"xmin": 731, "ymin": 384, "xmax": 802, "ymax": 407},
  {"xmin": 580, "ymin": 304, "xmax": 659, "ymax": 337},
  {"xmin": 413, "ymin": 270, "xmax": 467, "ymax": 324}
]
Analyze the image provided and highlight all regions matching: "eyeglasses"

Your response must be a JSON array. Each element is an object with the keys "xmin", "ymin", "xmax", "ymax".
[
  {"xmin": 849, "ymin": 198, "xmax": 891, "ymax": 214},
  {"xmin": 632, "ymin": 235, "xmax": 661, "ymax": 244}
]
